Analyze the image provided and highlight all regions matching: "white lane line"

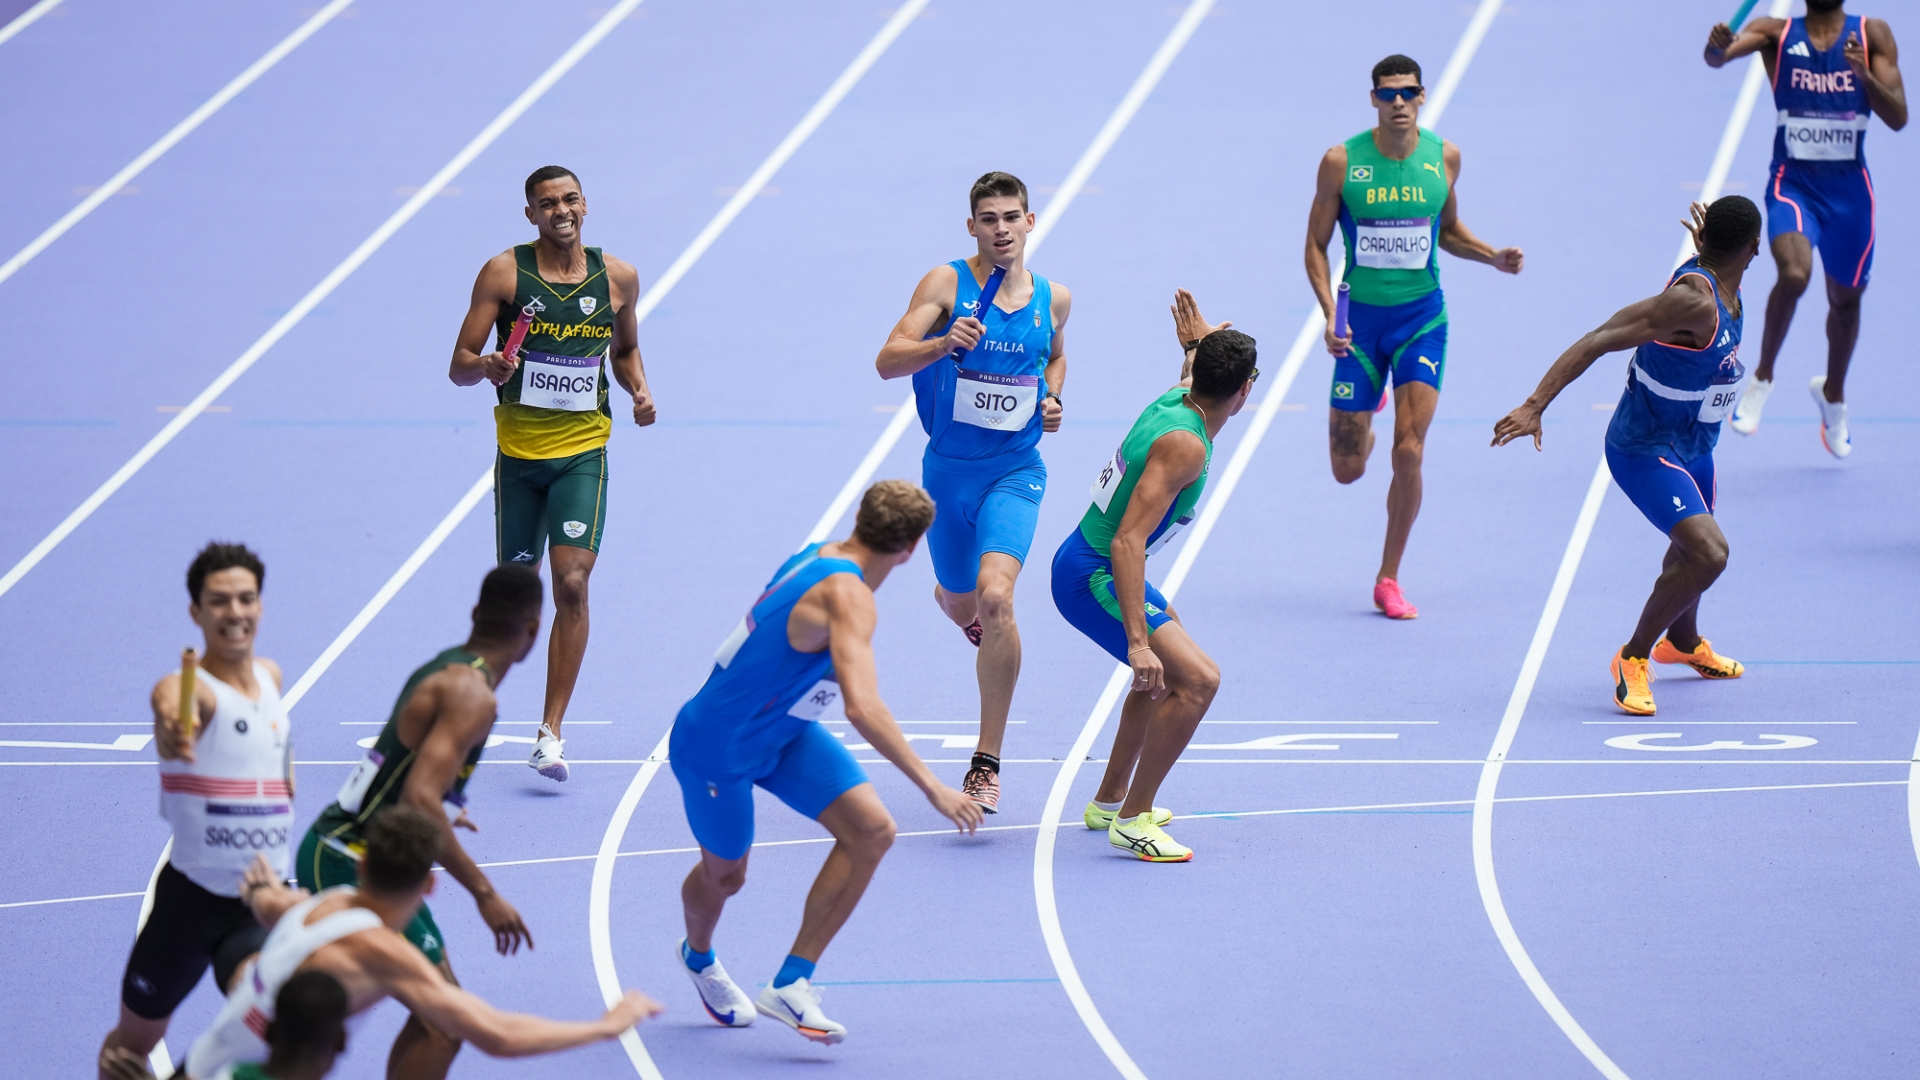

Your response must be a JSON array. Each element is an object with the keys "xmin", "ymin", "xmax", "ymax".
[
  {"xmin": 0, "ymin": 0, "xmax": 354, "ymax": 287},
  {"xmin": 1469, "ymin": 6, "xmax": 1787, "ymax": 1077},
  {"xmin": 9, "ymin": 756, "xmax": 1915, "ymax": 769},
  {"xmin": 0, "ymin": 0, "xmax": 63, "ymax": 47},
  {"xmin": 583, "ymin": 5, "xmax": 936, "ymax": 1077},
  {"xmin": 1907, "ymin": 724, "xmax": 1920, "ymax": 873},
  {"xmin": 0, "ymin": 0, "xmax": 650, "ymax": 602},
  {"xmin": 1030, "ymin": 2, "xmax": 1497, "ymax": 1075}
]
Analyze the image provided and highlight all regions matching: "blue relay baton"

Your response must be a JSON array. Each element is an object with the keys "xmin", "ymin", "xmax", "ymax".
[
  {"xmin": 1333, "ymin": 281, "xmax": 1351, "ymax": 348},
  {"xmin": 1727, "ymin": 0, "xmax": 1759, "ymax": 33},
  {"xmin": 949, "ymin": 264, "xmax": 1009, "ymax": 362}
]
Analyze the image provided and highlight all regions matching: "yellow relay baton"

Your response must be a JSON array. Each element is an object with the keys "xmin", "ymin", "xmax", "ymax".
[{"xmin": 178, "ymin": 647, "xmax": 199, "ymax": 743}]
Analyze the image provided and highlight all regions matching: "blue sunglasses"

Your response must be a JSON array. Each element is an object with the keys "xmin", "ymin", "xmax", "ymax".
[{"xmin": 1372, "ymin": 85, "xmax": 1423, "ymax": 102}]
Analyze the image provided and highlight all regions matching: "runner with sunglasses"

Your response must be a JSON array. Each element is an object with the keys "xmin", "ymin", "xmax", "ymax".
[{"xmin": 1305, "ymin": 54, "xmax": 1523, "ymax": 619}]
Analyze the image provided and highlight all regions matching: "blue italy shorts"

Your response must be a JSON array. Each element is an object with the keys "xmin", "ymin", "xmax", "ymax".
[
  {"xmin": 1606, "ymin": 444, "xmax": 1716, "ymax": 536},
  {"xmin": 1331, "ymin": 289, "xmax": 1448, "ymax": 411},
  {"xmin": 670, "ymin": 721, "xmax": 868, "ymax": 861},
  {"xmin": 921, "ymin": 445, "xmax": 1046, "ymax": 594},
  {"xmin": 1766, "ymin": 163, "xmax": 1875, "ymax": 289},
  {"xmin": 1050, "ymin": 528, "xmax": 1174, "ymax": 663}
]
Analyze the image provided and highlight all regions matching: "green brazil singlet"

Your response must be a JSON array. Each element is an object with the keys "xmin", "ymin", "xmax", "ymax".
[
  {"xmin": 1337, "ymin": 127, "xmax": 1450, "ymax": 306},
  {"xmin": 1078, "ymin": 386, "xmax": 1214, "ymax": 558},
  {"xmin": 494, "ymin": 244, "xmax": 615, "ymax": 460}
]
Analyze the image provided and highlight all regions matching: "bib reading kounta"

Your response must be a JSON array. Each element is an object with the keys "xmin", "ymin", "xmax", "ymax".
[
  {"xmin": 493, "ymin": 244, "xmax": 614, "ymax": 460},
  {"xmin": 1337, "ymin": 127, "xmax": 1449, "ymax": 307},
  {"xmin": 1772, "ymin": 14, "xmax": 1874, "ymax": 170}
]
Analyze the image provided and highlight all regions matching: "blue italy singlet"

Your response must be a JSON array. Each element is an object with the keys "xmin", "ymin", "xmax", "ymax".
[
  {"xmin": 913, "ymin": 260, "xmax": 1056, "ymax": 462},
  {"xmin": 1606, "ymin": 257, "xmax": 1744, "ymax": 463},
  {"xmin": 1772, "ymin": 14, "xmax": 1872, "ymax": 172},
  {"xmin": 672, "ymin": 545, "xmax": 863, "ymax": 777}
]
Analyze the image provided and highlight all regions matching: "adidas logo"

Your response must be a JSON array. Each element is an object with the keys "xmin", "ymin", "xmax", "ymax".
[{"xmin": 1787, "ymin": 41, "xmax": 1811, "ymax": 57}]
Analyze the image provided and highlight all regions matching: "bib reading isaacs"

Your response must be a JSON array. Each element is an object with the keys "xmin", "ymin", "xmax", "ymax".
[{"xmin": 494, "ymin": 243, "xmax": 615, "ymax": 460}]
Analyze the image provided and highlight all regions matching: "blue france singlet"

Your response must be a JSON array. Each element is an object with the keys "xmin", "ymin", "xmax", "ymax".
[
  {"xmin": 1772, "ymin": 14, "xmax": 1873, "ymax": 173},
  {"xmin": 913, "ymin": 260, "xmax": 1056, "ymax": 462},
  {"xmin": 1606, "ymin": 257, "xmax": 1744, "ymax": 463},
  {"xmin": 672, "ymin": 545, "xmax": 863, "ymax": 776}
]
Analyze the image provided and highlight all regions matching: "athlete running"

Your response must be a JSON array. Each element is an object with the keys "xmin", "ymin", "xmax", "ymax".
[
  {"xmin": 1306, "ymin": 53, "xmax": 1524, "ymax": 619},
  {"xmin": 101, "ymin": 971, "xmax": 350, "ymax": 1080},
  {"xmin": 1707, "ymin": 3, "xmax": 1905, "ymax": 456},
  {"xmin": 1494, "ymin": 198, "xmax": 1762, "ymax": 716},
  {"xmin": 875, "ymin": 171, "xmax": 1070, "ymax": 811},
  {"xmin": 451, "ymin": 165, "xmax": 657, "ymax": 781},
  {"xmin": 185, "ymin": 807, "xmax": 660, "ymax": 1079},
  {"xmin": 1051, "ymin": 293, "xmax": 1258, "ymax": 862},
  {"xmin": 99, "ymin": 543, "xmax": 291, "ymax": 1080},
  {"xmin": 291, "ymin": 565, "xmax": 545, "ymax": 1077},
  {"xmin": 669, "ymin": 481, "xmax": 984, "ymax": 1044}
]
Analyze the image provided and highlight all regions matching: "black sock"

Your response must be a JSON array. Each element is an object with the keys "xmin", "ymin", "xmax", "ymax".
[{"xmin": 971, "ymin": 752, "xmax": 1000, "ymax": 775}]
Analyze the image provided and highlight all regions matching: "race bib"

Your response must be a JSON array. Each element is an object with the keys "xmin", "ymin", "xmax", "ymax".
[
  {"xmin": 1354, "ymin": 217, "xmax": 1432, "ymax": 270},
  {"xmin": 1780, "ymin": 110, "xmax": 1865, "ymax": 161},
  {"xmin": 952, "ymin": 367, "xmax": 1038, "ymax": 430},
  {"xmin": 518, "ymin": 350, "xmax": 603, "ymax": 411},
  {"xmin": 1089, "ymin": 446, "xmax": 1127, "ymax": 513},
  {"xmin": 334, "ymin": 749, "xmax": 385, "ymax": 815},
  {"xmin": 787, "ymin": 679, "xmax": 844, "ymax": 722},
  {"xmin": 1145, "ymin": 515, "xmax": 1193, "ymax": 557}
]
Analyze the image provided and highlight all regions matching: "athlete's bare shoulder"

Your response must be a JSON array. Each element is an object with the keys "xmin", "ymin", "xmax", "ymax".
[
  {"xmin": 915, "ymin": 261, "xmax": 961, "ymax": 297},
  {"xmin": 473, "ymin": 249, "xmax": 519, "ymax": 300},
  {"xmin": 1314, "ymin": 144, "xmax": 1348, "ymax": 194},
  {"xmin": 1441, "ymin": 139, "xmax": 1462, "ymax": 181},
  {"xmin": 602, "ymin": 253, "xmax": 641, "ymax": 308},
  {"xmin": 259, "ymin": 657, "xmax": 284, "ymax": 691},
  {"xmin": 1865, "ymin": 17, "xmax": 1899, "ymax": 51},
  {"xmin": 1050, "ymin": 279, "xmax": 1072, "ymax": 326}
]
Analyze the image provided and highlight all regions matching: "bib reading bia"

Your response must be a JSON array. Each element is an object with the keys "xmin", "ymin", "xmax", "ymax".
[
  {"xmin": 493, "ymin": 244, "xmax": 613, "ymax": 563},
  {"xmin": 1765, "ymin": 13, "xmax": 1876, "ymax": 287},
  {"xmin": 913, "ymin": 261, "xmax": 1056, "ymax": 593},
  {"xmin": 1051, "ymin": 387, "xmax": 1213, "ymax": 662},
  {"xmin": 1331, "ymin": 127, "xmax": 1451, "ymax": 409},
  {"xmin": 296, "ymin": 647, "xmax": 493, "ymax": 965}
]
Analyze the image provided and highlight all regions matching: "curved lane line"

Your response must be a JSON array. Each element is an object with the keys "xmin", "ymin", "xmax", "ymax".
[
  {"xmin": 1470, "ymin": 6, "xmax": 1788, "ymax": 1077},
  {"xmin": 0, "ymin": 0, "xmax": 355, "ymax": 288}
]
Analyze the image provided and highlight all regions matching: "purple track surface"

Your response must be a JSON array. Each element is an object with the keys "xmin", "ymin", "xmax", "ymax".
[{"xmin": 3, "ymin": 2, "xmax": 1916, "ymax": 1078}]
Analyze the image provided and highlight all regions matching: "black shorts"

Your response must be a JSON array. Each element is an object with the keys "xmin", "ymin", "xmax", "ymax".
[{"xmin": 120, "ymin": 862, "xmax": 266, "ymax": 1020}]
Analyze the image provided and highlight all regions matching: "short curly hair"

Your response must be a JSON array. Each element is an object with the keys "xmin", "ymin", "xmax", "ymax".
[{"xmin": 853, "ymin": 480, "xmax": 935, "ymax": 554}]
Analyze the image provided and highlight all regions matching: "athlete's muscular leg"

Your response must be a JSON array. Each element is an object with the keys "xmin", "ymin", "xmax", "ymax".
[
  {"xmin": 1098, "ymin": 621, "xmax": 1220, "ymax": 818},
  {"xmin": 934, "ymin": 553, "xmax": 1023, "ymax": 758},
  {"xmin": 1093, "ymin": 608, "xmax": 1182, "ymax": 806},
  {"xmin": 1624, "ymin": 514, "xmax": 1729, "ymax": 659},
  {"xmin": 682, "ymin": 849, "xmax": 750, "ymax": 954},
  {"xmin": 1821, "ymin": 277, "xmax": 1865, "ymax": 402},
  {"xmin": 1379, "ymin": 382, "xmax": 1438, "ymax": 583},
  {"xmin": 97, "ymin": 1009, "xmax": 168, "ymax": 1080},
  {"xmin": 1755, "ymin": 233, "xmax": 1814, "ymax": 384},
  {"xmin": 542, "ymin": 545, "xmax": 596, "ymax": 737},
  {"xmin": 1329, "ymin": 408, "xmax": 1376, "ymax": 483},
  {"xmin": 789, "ymin": 784, "xmax": 896, "ymax": 962},
  {"xmin": 388, "ymin": 958, "xmax": 463, "ymax": 1080}
]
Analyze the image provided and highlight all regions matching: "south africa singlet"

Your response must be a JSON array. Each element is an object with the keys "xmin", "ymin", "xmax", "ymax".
[
  {"xmin": 1607, "ymin": 256, "xmax": 1744, "ymax": 462},
  {"xmin": 1772, "ymin": 14, "xmax": 1873, "ymax": 172},
  {"xmin": 493, "ymin": 244, "xmax": 615, "ymax": 460},
  {"xmin": 1077, "ymin": 387, "xmax": 1214, "ymax": 558},
  {"xmin": 1338, "ymin": 128, "xmax": 1449, "ymax": 306},
  {"xmin": 914, "ymin": 260, "xmax": 1056, "ymax": 462}
]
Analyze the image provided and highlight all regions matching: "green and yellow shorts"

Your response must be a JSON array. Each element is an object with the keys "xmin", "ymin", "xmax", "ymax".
[{"xmin": 494, "ymin": 446, "xmax": 607, "ymax": 564}]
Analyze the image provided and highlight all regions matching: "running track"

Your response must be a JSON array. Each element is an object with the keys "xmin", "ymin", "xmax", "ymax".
[{"xmin": 2, "ymin": 2, "xmax": 1915, "ymax": 1078}]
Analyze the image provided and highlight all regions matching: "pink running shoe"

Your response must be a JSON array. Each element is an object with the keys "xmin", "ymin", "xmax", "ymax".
[
  {"xmin": 1373, "ymin": 578, "xmax": 1418, "ymax": 620},
  {"xmin": 962, "ymin": 619, "xmax": 984, "ymax": 647}
]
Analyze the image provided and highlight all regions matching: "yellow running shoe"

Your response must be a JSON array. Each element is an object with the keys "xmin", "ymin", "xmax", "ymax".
[
  {"xmin": 1651, "ymin": 636, "xmax": 1744, "ymax": 679},
  {"xmin": 1083, "ymin": 802, "xmax": 1172, "ymax": 830},
  {"xmin": 1610, "ymin": 650, "xmax": 1656, "ymax": 715},
  {"xmin": 1108, "ymin": 812, "xmax": 1192, "ymax": 862}
]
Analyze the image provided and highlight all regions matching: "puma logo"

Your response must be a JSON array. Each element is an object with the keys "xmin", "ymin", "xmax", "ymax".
[{"xmin": 1417, "ymin": 356, "xmax": 1439, "ymax": 374}]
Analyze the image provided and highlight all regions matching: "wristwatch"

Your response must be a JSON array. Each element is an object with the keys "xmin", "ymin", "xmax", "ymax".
[
  {"xmin": 1183, "ymin": 338, "xmax": 1201, "ymax": 352},
  {"xmin": 1045, "ymin": 391, "xmax": 1063, "ymax": 407}
]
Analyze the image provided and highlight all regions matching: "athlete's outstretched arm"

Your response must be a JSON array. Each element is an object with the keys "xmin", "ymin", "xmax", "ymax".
[
  {"xmin": 1436, "ymin": 143, "xmax": 1523, "ymax": 274},
  {"xmin": 450, "ymin": 252, "xmax": 521, "ymax": 387},
  {"xmin": 1304, "ymin": 145, "xmax": 1351, "ymax": 357},
  {"xmin": 876, "ymin": 264, "xmax": 976, "ymax": 380},
  {"xmin": 1040, "ymin": 283, "xmax": 1070, "ymax": 432},
  {"xmin": 240, "ymin": 853, "xmax": 307, "ymax": 929},
  {"xmin": 603, "ymin": 256, "xmax": 656, "ymax": 426},
  {"xmin": 1852, "ymin": 19, "xmax": 1907, "ymax": 129},
  {"xmin": 1110, "ymin": 433, "xmax": 1207, "ymax": 699},
  {"xmin": 822, "ymin": 578, "xmax": 981, "ymax": 833},
  {"xmin": 401, "ymin": 672, "xmax": 531, "ymax": 955},
  {"xmin": 149, "ymin": 671, "xmax": 216, "ymax": 763},
  {"xmin": 1492, "ymin": 279, "xmax": 1719, "ymax": 450},
  {"xmin": 1171, "ymin": 290, "xmax": 1232, "ymax": 384},
  {"xmin": 1704, "ymin": 16, "xmax": 1784, "ymax": 68}
]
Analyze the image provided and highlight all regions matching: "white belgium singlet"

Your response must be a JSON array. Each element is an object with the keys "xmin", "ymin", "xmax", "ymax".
[
  {"xmin": 183, "ymin": 887, "xmax": 381, "ymax": 1078},
  {"xmin": 156, "ymin": 660, "xmax": 293, "ymax": 896}
]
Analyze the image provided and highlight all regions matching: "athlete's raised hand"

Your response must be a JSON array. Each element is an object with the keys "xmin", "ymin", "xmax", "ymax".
[
  {"xmin": 475, "ymin": 889, "xmax": 533, "ymax": 955},
  {"xmin": 631, "ymin": 386, "xmax": 657, "ymax": 427},
  {"xmin": 1171, "ymin": 288, "xmax": 1231, "ymax": 348},
  {"xmin": 927, "ymin": 783, "xmax": 985, "ymax": 834},
  {"xmin": 943, "ymin": 315, "xmax": 984, "ymax": 355},
  {"xmin": 1492, "ymin": 403, "xmax": 1546, "ymax": 450},
  {"xmin": 1493, "ymin": 246, "xmax": 1525, "ymax": 274},
  {"xmin": 603, "ymin": 989, "xmax": 666, "ymax": 1031},
  {"xmin": 480, "ymin": 349, "xmax": 518, "ymax": 386},
  {"xmin": 1680, "ymin": 201, "xmax": 1710, "ymax": 255},
  {"xmin": 1128, "ymin": 643, "xmax": 1168, "ymax": 700}
]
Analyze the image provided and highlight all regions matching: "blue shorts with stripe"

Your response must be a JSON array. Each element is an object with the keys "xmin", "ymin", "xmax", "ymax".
[
  {"xmin": 1606, "ymin": 444, "xmax": 1716, "ymax": 535},
  {"xmin": 1050, "ymin": 528, "xmax": 1175, "ymax": 663},
  {"xmin": 1765, "ymin": 163, "xmax": 1875, "ymax": 289},
  {"xmin": 1330, "ymin": 289, "xmax": 1448, "ymax": 411}
]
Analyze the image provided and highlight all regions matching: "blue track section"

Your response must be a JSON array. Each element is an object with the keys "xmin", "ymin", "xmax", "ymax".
[{"xmin": 2, "ymin": 2, "xmax": 1915, "ymax": 1078}]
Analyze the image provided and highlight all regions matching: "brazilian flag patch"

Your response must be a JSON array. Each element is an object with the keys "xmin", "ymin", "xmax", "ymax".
[
  {"xmin": 1348, "ymin": 165, "xmax": 1372, "ymax": 182},
  {"xmin": 1333, "ymin": 381, "xmax": 1355, "ymax": 399}
]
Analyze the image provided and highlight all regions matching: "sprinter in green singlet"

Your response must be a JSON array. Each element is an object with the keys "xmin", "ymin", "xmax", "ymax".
[
  {"xmin": 1305, "ymin": 54, "xmax": 1523, "ymax": 620},
  {"xmin": 293, "ymin": 566, "xmax": 543, "ymax": 1080},
  {"xmin": 450, "ymin": 166, "xmax": 656, "ymax": 783},
  {"xmin": 1049, "ymin": 292, "xmax": 1257, "ymax": 863}
]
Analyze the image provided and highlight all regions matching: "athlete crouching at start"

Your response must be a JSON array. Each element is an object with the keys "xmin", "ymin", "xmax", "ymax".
[{"xmin": 668, "ymin": 480, "xmax": 984, "ymax": 1046}]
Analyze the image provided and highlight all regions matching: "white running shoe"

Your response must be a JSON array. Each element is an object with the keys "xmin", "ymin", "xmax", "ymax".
[
  {"xmin": 756, "ymin": 978, "xmax": 846, "ymax": 1044},
  {"xmin": 1729, "ymin": 377, "xmax": 1771, "ymax": 435},
  {"xmin": 679, "ymin": 943, "xmax": 755, "ymax": 1027},
  {"xmin": 1809, "ymin": 376, "xmax": 1851, "ymax": 458},
  {"xmin": 527, "ymin": 724, "xmax": 568, "ymax": 781}
]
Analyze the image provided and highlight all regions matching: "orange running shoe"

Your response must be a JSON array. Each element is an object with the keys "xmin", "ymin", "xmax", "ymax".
[
  {"xmin": 1610, "ymin": 651, "xmax": 1656, "ymax": 715},
  {"xmin": 1651, "ymin": 637, "xmax": 1744, "ymax": 679}
]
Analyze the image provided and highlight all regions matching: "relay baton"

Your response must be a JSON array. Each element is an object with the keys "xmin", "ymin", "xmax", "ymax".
[
  {"xmin": 178, "ymin": 647, "xmax": 199, "ymax": 742},
  {"xmin": 1334, "ymin": 281, "xmax": 1351, "ymax": 345},
  {"xmin": 1727, "ymin": 0, "xmax": 1759, "ymax": 33},
  {"xmin": 950, "ymin": 264, "xmax": 1009, "ymax": 362},
  {"xmin": 496, "ymin": 298, "xmax": 545, "ymax": 385}
]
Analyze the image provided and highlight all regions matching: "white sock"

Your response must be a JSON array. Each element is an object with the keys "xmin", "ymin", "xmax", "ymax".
[{"xmin": 1094, "ymin": 799, "xmax": 1122, "ymax": 812}]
